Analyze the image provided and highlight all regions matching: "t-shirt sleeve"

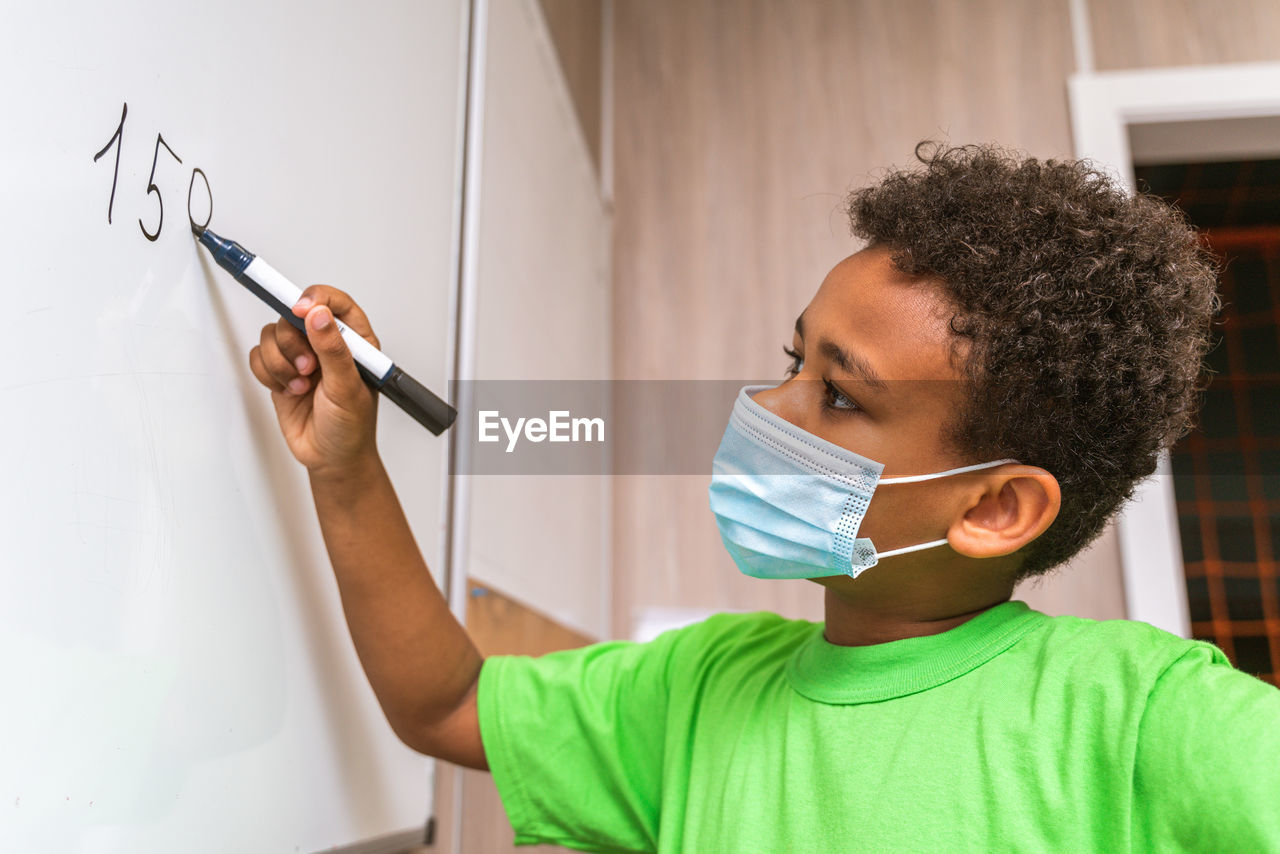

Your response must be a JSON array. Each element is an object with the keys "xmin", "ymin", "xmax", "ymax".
[
  {"xmin": 476, "ymin": 627, "xmax": 686, "ymax": 853},
  {"xmin": 1133, "ymin": 641, "xmax": 1280, "ymax": 850}
]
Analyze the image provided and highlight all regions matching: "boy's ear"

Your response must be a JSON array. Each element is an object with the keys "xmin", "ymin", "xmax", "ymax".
[{"xmin": 946, "ymin": 466, "xmax": 1060, "ymax": 559}]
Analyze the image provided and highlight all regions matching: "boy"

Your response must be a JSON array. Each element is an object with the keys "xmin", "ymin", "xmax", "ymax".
[{"xmin": 249, "ymin": 142, "xmax": 1280, "ymax": 851}]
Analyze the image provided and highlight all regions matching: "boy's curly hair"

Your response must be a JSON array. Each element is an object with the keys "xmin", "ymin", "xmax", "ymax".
[{"xmin": 847, "ymin": 141, "xmax": 1221, "ymax": 580}]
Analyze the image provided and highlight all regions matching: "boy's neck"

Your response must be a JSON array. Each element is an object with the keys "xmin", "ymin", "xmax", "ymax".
[{"xmin": 821, "ymin": 585, "xmax": 1014, "ymax": 647}]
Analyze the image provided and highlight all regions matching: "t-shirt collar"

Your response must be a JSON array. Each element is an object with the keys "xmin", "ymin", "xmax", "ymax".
[{"xmin": 786, "ymin": 600, "xmax": 1046, "ymax": 704}]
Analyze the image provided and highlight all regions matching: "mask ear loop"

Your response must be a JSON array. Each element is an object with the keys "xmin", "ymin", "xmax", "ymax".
[
  {"xmin": 871, "ymin": 458, "xmax": 1020, "ymax": 560},
  {"xmin": 874, "ymin": 539, "xmax": 950, "ymax": 559},
  {"xmin": 878, "ymin": 458, "xmax": 1019, "ymax": 485}
]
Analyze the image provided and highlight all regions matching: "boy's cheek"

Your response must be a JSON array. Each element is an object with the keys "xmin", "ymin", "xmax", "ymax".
[{"xmin": 858, "ymin": 486, "xmax": 957, "ymax": 553}]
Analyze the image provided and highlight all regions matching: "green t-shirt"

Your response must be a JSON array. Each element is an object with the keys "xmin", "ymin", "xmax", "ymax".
[{"xmin": 477, "ymin": 601, "xmax": 1280, "ymax": 852}]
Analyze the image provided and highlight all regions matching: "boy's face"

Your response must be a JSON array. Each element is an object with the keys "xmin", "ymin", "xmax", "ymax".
[{"xmin": 750, "ymin": 244, "xmax": 989, "ymax": 584}]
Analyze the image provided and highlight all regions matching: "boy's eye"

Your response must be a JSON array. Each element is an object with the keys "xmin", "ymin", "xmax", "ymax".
[
  {"xmin": 783, "ymin": 344, "xmax": 861, "ymax": 415},
  {"xmin": 822, "ymin": 379, "xmax": 860, "ymax": 413},
  {"xmin": 783, "ymin": 345, "xmax": 803, "ymax": 377}
]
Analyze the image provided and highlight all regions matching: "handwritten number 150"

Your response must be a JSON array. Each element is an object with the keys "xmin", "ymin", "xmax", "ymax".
[{"xmin": 93, "ymin": 101, "xmax": 214, "ymax": 240}]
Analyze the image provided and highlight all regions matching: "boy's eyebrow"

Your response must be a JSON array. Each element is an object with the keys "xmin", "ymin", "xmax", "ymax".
[{"xmin": 795, "ymin": 313, "xmax": 888, "ymax": 392}]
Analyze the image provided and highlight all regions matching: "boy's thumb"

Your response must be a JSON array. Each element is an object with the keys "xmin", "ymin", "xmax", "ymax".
[{"xmin": 304, "ymin": 305, "xmax": 362, "ymax": 401}]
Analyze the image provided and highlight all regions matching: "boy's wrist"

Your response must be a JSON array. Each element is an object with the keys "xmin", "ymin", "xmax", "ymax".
[{"xmin": 307, "ymin": 451, "xmax": 384, "ymax": 490}]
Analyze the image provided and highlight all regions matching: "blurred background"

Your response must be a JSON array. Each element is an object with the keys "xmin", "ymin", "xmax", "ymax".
[{"xmin": 445, "ymin": 1, "xmax": 1280, "ymax": 850}]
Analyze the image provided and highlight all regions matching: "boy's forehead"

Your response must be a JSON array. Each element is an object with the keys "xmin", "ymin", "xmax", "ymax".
[{"xmin": 805, "ymin": 246, "xmax": 966, "ymax": 382}]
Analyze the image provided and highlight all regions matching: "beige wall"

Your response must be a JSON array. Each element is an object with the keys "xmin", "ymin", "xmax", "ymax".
[
  {"xmin": 538, "ymin": 0, "xmax": 604, "ymax": 172},
  {"xmin": 612, "ymin": 0, "xmax": 1085, "ymax": 637},
  {"xmin": 608, "ymin": 0, "xmax": 1280, "ymax": 639},
  {"xmin": 1090, "ymin": 0, "xmax": 1280, "ymax": 69}
]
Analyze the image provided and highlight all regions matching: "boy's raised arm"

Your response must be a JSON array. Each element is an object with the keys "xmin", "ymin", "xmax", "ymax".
[
  {"xmin": 309, "ymin": 455, "xmax": 486, "ymax": 769},
  {"xmin": 248, "ymin": 284, "xmax": 487, "ymax": 770}
]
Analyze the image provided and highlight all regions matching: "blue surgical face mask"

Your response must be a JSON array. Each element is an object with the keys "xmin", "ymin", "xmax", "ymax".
[{"xmin": 708, "ymin": 384, "xmax": 1017, "ymax": 581}]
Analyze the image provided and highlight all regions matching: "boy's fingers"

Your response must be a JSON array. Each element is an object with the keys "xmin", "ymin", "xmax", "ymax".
[
  {"xmin": 258, "ymin": 323, "xmax": 302, "ymax": 389},
  {"xmin": 292, "ymin": 285, "xmax": 380, "ymax": 350},
  {"xmin": 303, "ymin": 305, "xmax": 363, "ymax": 402},
  {"xmin": 273, "ymin": 315, "xmax": 316, "ymax": 375},
  {"xmin": 248, "ymin": 345, "xmax": 285, "ymax": 394}
]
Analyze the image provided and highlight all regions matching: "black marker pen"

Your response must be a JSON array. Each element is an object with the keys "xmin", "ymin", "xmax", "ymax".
[{"xmin": 194, "ymin": 225, "xmax": 456, "ymax": 435}]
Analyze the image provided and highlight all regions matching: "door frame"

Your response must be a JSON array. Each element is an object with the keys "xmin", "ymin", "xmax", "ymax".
[{"xmin": 1068, "ymin": 61, "xmax": 1280, "ymax": 636}]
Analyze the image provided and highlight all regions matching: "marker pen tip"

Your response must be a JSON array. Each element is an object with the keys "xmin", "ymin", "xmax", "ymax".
[{"xmin": 191, "ymin": 223, "xmax": 206, "ymax": 238}]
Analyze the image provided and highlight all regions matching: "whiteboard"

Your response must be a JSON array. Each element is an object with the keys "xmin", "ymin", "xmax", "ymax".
[{"xmin": 0, "ymin": 1, "xmax": 465, "ymax": 851}]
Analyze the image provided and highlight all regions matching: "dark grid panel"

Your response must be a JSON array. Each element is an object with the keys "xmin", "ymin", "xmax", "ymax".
[
  {"xmin": 1136, "ymin": 160, "xmax": 1280, "ymax": 229},
  {"xmin": 1141, "ymin": 155, "xmax": 1280, "ymax": 687},
  {"xmin": 1141, "ymin": 160, "xmax": 1280, "ymax": 691},
  {"xmin": 1161, "ymin": 226, "xmax": 1280, "ymax": 687}
]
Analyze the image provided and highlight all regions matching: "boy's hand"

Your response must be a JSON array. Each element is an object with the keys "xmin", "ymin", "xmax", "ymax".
[{"xmin": 248, "ymin": 285, "xmax": 381, "ymax": 477}]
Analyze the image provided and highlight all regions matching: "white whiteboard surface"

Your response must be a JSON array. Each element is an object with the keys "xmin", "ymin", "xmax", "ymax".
[
  {"xmin": 0, "ymin": 2, "xmax": 465, "ymax": 851},
  {"xmin": 462, "ymin": 0, "xmax": 612, "ymax": 640}
]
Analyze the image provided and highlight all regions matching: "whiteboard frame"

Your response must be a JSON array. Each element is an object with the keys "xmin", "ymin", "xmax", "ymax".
[
  {"xmin": 443, "ymin": 0, "xmax": 488, "ymax": 851},
  {"xmin": 1067, "ymin": 60, "xmax": 1280, "ymax": 637},
  {"xmin": 456, "ymin": 0, "xmax": 611, "ymax": 640},
  {"xmin": 439, "ymin": 0, "xmax": 612, "ymax": 847}
]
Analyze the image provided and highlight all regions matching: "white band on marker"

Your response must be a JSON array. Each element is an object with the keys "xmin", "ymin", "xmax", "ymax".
[{"xmin": 245, "ymin": 257, "xmax": 395, "ymax": 381}]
